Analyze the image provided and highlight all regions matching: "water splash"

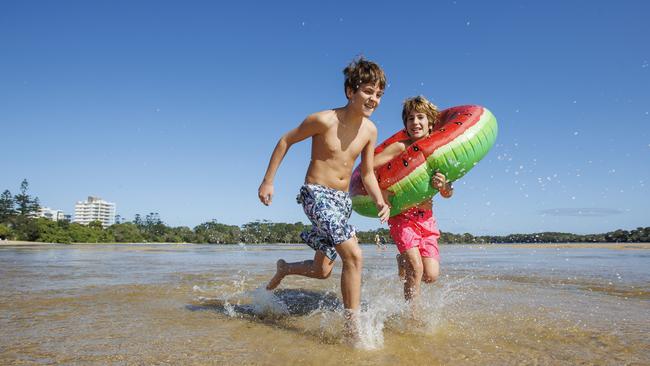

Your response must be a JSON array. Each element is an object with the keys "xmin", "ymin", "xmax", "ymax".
[
  {"xmin": 191, "ymin": 268, "xmax": 477, "ymax": 350},
  {"xmin": 249, "ymin": 287, "xmax": 290, "ymax": 316}
]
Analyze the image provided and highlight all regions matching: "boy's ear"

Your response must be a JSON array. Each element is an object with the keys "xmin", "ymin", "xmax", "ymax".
[{"xmin": 345, "ymin": 86, "xmax": 353, "ymax": 100}]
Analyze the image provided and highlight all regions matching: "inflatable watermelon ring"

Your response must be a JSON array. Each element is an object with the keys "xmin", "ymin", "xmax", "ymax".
[{"xmin": 350, "ymin": 105, "xmax": 498, "ymax": 217}]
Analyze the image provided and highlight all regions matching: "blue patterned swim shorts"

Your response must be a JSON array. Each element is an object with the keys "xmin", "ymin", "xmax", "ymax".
[{"xmin": 297, "ymin": 184, "xmax": 356, "ymax": 261}]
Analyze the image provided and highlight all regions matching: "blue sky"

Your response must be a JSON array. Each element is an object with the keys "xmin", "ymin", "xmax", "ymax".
[{"xmin": 1, "ymin": 0, "xmax": 648, "ymax": 235}]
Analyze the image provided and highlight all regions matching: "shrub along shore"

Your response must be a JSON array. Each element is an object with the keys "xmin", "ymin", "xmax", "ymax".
[{"xmin": 2, "ymin": 180, "xmax": 648, "ymax": 245}]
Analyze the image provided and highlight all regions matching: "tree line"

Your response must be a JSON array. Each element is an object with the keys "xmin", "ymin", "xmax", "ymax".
[{"xmin": 1, "ymin": 179, "xmax": 649, "ymax": 244}]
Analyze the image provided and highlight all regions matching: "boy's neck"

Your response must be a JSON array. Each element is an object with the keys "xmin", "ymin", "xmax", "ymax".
[
  {"xmin": 338, "ymin": 104, "xmax": 364, "ymax": 125},
  {"xmin": 406, "ymin": 134, "xmax": 430, "ymax": 145}
]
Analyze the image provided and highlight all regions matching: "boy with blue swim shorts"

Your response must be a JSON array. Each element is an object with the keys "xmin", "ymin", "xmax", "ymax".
[
  {"xmin": 297, "ymin": 184, "xmax": 355, "ymax": 262},
  {"xmin": 258, "ymin": 57, "xmax": 390, "ymax": 341}
]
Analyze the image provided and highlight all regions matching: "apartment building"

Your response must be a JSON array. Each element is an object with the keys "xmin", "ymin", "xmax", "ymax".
[
  {"xmin": 74, "ymin": 196, "xmax": 116, "ymax": 227},
  {"xmin": 36, "ymin": 207, "xmax": 68, "ymax": 221}
]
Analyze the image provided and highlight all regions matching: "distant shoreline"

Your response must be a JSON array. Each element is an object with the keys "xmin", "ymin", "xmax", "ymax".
[
  {"xmin": 461, "ymin": 242, "xmax": 650, "ymax": 250},
  {"xmin": 2, "ymin": 240, "xmax": 649, "ymax": 250}
]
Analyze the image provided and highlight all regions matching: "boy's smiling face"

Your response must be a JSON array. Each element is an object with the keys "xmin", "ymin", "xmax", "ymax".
[
  {"xmin": 347, "ymin": 81, "xmax": 384, "ymax": 118},
  {"xmin": 405, "ymin": 111, "xmax": 431, "ymax": 141}
]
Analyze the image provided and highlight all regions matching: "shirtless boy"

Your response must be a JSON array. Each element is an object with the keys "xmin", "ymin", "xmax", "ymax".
[{"xmin": 257, "ymin": 58, "xmax": 390, "ymax": 337}]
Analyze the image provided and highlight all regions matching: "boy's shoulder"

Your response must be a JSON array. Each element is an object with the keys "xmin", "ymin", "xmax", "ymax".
[
  {"xmin": 362, "ymin": 117, "xmax": 378, "ymax": 133},
  {"xmin": 306, "ymin": 109, "xmax": 377, "ymax": 137},
  {"xmin": 309, "ymin": 109, "xmax": 337, "ymax": 123},
  {"xmin": 302, "ymin": 109, "xmax": 338, "ymax": 131}
]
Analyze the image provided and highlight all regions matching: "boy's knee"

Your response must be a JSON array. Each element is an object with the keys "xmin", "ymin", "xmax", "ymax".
[
  {"xmin": 422, "ymin": 268, "xmax": 439, "ymax": 283},
  {"xmin": 316, "ymin": 267, "xmax": 333, "ymax": 279},
  {"xmin": 341, "ymin": 247, "xmax": 363, "ymax": 269},
  {"xmin": 348, "ymin": 250, "xmax": 363, "ymax": 268},
  {"xmin": 422, "ymin": 273, "xmax": 438, "ymax": 283}
]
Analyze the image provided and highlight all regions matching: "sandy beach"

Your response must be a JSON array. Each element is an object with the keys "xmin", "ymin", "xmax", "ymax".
[{"xmin": 1, "ymin": 243, "xmax": 648, "ymax": 365}]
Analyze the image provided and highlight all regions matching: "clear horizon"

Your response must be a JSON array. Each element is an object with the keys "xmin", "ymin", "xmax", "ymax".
[{"xmin": 2, "ymin": 1, "xmax": 649, "ymax": 235}]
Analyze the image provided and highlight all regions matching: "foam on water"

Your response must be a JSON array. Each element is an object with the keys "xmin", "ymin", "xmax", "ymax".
[
  {"xmin": 248, "ymin": 287, "xmax": 290, "ymax": 316},
  {"xmin": 192, "ymin": 267, "xmax": 477, "ymax": 350}
]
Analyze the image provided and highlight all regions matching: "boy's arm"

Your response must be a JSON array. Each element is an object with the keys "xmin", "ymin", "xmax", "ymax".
[
  {"xmin": 360, "ymin": 126, "xmax": 390, "ymax": 222},
  {"xmin": 373, "ymin": 142, "xmax": 406, "ymax": 169},
  {"xmin": 258, "ymin": 115, "xmax": 325, "ymax": 206},
  {"xmin": 372, "ymin": 142, "xmax": 404, "ymax": 208},
  {"xmin": 432, "ymin": 172, "xmax": 454, "ymax": 198}
]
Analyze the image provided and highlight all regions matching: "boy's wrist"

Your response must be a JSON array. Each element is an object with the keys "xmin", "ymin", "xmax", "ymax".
[{"xmin": 441, "ymin": 182, "xmax": 453, "ymax": 196}]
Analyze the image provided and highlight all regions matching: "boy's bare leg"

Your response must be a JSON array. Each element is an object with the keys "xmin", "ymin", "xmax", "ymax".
[
  {"xmin": 335, "ymin": 236, "xmax": 363, "ymax": 341},
  {"xmin": 401, "ymin": 247, "xmax": 423, "ymax": 302},
  {"xmin": 266, "ymin": 251, "xmax": 335, "ymax": 290},
  {"xmin": 421, "ymin": 257, "xmax": 440, "ymax": 284},
  {"xmin": 396, "ymin": 253, "xmax": 406, "ymax": 280}
]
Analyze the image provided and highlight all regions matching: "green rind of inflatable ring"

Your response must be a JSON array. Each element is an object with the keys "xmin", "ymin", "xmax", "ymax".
[{"xmin": 352, "ymin": 108, "xmax": 498, "ymax": 217}]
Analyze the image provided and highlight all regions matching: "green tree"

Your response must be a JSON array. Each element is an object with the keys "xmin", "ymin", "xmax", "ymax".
[
  {"xmin": 88, "ymin": 220, "xmax": 104, "ymax": 230},
  {"xmin": 170, "ymin": 226, "xmax": 196, "ymax": 243},
  {"xmin": 134, "ymin": 214, "xmax": 143, "ymax": 227},
  {"xmin": 0, "ymin": 223, "xmax": 12, "ymax": 240},
  {"xmin": 14, "ymin": 179, "xmax": 40, "ymax": 217},
  {"xmin": 194, "ymin": 221, "xmax": 241, "ymax": 244},
  {"xmin": 14, "ymin": 217, "xmax": 40, "ymax": 241},
  {"xmin": 109, "ymin": 223, "xmax": 144, "ymax": 243},
  {"xmin": 0, "ymin": 190, "xmax": 15, "ymax": 223},
  {"xmin": 142, "ymin": 212, "xmax": 167, "ymax": 241},
  {"xmin": 34, "ymin": 218, "xmax": 71, "ymax": 243}
]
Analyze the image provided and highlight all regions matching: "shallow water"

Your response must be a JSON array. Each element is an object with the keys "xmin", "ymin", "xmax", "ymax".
[{"xmin": 1, "ymin": 243, "xmax": 648, "ymax": 365}]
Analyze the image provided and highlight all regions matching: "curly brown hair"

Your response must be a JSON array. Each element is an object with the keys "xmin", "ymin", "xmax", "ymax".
[
  {"xmin": 401, "ymin": 95, "xmax": 439, "ymax": 132},
  {"xmin": 342, "ymin": 57, "xmax": 386, "ymax": 98}
]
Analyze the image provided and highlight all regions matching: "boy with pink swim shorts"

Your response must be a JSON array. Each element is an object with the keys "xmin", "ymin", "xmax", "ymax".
[{"xmin": 373, "ymin": 96, "xmax": 454, "ymax": 305}]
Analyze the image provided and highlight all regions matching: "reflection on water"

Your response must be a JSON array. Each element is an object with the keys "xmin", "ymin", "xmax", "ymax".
[{"xmin": 1, "ymin": 243, "xmax": 648, "ymax": 364}]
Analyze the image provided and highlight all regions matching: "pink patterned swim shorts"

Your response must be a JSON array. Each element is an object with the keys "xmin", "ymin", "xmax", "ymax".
[{"xmin": 388, "ymin": 208, "xmax": 440, "ymax": 260}]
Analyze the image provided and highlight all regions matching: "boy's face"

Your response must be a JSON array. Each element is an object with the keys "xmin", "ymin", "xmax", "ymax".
[
  {"xmin": 405, "ymin": 111, "xmax": 431, "ymax": 141},
  {"xmin": 347, "ymin": 81, "xmax": 384, "ymax": 118}
]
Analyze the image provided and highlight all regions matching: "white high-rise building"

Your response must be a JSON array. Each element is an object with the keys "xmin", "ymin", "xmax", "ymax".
[
  {"xmin": 37, "ymin": 207, "xmax": 67, "ymax": 221},
  {"xmin": 74, "ymin": 196, "xmax": 116, "ymax": 227}
]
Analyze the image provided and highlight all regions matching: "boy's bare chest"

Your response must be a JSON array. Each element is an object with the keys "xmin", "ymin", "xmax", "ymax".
[{"xmin": 315, "ymin": 127, "xmax": 366, "ymax": 157}]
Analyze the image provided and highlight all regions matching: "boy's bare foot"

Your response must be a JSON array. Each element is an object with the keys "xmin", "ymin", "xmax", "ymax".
[
  {"xmin": 266, "ymin": 259, "xmax": 287, "ymax": 290},
  {"xmin": 343, "ymin": 309, "xmax": 361, "ymax": 347}
]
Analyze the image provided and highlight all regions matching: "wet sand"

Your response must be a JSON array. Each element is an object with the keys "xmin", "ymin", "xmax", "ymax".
[{"xmin": 1, "ymin": 244, "xmax": 648, "ymax": 365}]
